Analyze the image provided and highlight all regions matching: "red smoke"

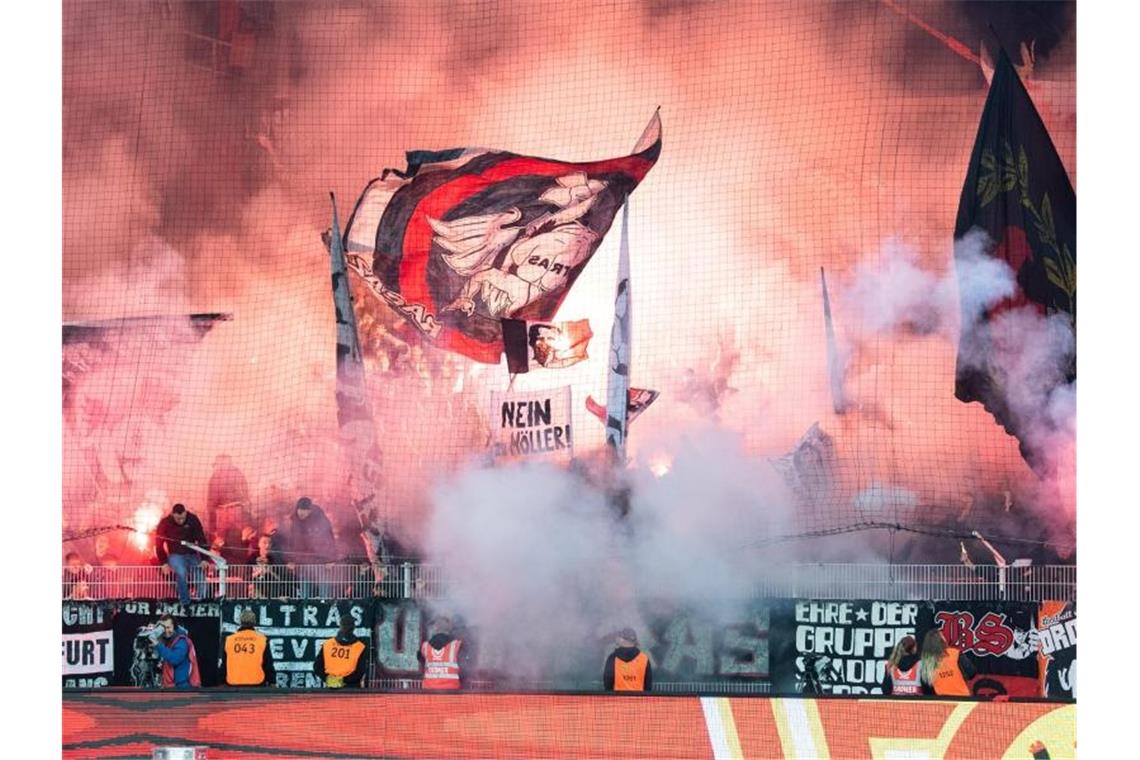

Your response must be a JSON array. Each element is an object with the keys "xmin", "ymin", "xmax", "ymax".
[{"xmin": 62, "ymin": 1, "xmax": 1075, "ymax": 553}]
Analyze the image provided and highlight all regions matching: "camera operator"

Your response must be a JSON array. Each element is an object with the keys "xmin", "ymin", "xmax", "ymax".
[{"xmin": 149, "ymin": 614, "xmax": 202, "ymax": 689}]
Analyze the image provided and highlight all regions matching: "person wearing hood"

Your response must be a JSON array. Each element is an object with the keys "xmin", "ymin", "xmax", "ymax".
[
  {"xmin": 417, "ymin": 616, "xmax": 468, "ymax": 689},
  {"xmin": 882, "ymin": 635, "xmax": 921, "ymax": 695},
  {"xmin": 604, "ymin": 627, "xmax": 652, "ymax": 692},
  {"xmin": 288, "ymin": 497, "xmax": 338, "ymax": 598},
  {"xmin": 314, "ymin": 615, "xmax": 368, "ymax": 688},
  {"xmin": 152, "ymin": 614, "xmax": 201, "ymax": 689}
]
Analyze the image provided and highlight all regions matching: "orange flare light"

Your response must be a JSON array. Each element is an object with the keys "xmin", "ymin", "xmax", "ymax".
[{"xmin": 130, "ymin": 494, "xmax": 165, "ymax": 551}]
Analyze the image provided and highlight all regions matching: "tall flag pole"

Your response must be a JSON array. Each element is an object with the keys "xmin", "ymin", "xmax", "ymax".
[
  {"xmin": 820, "ymin": 267, "xmax": 847, "ymax": 414},
  {"xmin": 953, "ymin": 49, "xmax": 1075, "ymax": 474},
  {"xmin": 604, "ymin": 200, "xmax": 632, "ymax": 462},
  {"xmin": 328, "ymin": 193, "xmax": 385, "ymax": 534},
  {"xmin": 599, "ymin": 110, "xmax": 661, "ymax": 466}
]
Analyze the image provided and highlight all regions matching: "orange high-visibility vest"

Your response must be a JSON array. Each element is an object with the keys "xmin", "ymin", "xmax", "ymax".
[
  {"xmin": 614, "ymin": 651, "xmax": 649, "ymax": 691},
  {"xmin": 932, "ymin": 648, "xmax": 971, "ymax": 696},
  {"xmin": 421, "ymin": 639, "xmax": 462, "ymax": 689},
  {"xmin": 321, "ymin": 638, "xmax": 366, "ymax": 680},
  {"xmin": 224, "ymin": 628, "xmax": 269, "ymax": 686},
  {"xmin": 889, "ymin": 663, "xmax": 922, "ymax": 695}
]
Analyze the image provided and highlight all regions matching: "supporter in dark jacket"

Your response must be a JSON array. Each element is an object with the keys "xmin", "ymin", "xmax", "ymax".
[
  {"xmin": 288, "ymin": 497, "xmax": 337, "ymax": 563},
  {"xmin": 882, "ymin": 635, "xmax": 922, "ymax": 695},
  {"xmin": 155, "ymin": 503, "xmax": 210, "ymax": 605},
  {"xmin": 247, "ymin": 534, "xmax": 294, "ymax": 599},
  {"xmin": 604, "ymin": 628, "xmax": 652, "ymax": 692},
  {"xmin": 206, "ymin": 454, "xmax": 250, "ymax": 537},
  {"xmin": 288, "ymin": 497, "xmax": 338, "ymax": 598},
  {"xmin": 261, "ymin": 516, "xmax": 289, "ymax": 561}
]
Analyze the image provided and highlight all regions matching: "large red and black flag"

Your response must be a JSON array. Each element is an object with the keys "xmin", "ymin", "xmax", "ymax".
[
  {"xmin": 342, "ymin": 113, "xmax": 661, "ymax": 363},
  {"xmin": 954, "ymin": 49, "xmax": 1075, "ymax": 472}
]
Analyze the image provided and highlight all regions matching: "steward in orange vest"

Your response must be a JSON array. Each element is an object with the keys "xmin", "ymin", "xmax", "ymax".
[
  {"xmin": 604, "ymin": 628, "xmax": 652, "ymax": 692},
  {"xmin": 919, "ymin": 630, "xmax": 976, "ymax": 697},
  {"xmin": 417, "ymin": 617, "xmax": 466, "ymax": 689},
  {"xmin": 314, "ymin": 616, "xmax": 368, "ymax": 688},
  {"xmin": 220, "ymin": 609, "xmax": 275, "ymax": 687}
]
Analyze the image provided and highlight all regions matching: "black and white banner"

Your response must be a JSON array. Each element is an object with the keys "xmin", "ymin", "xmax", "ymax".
[
  {"xmin": 490, "ymin": 386, "xmax": 573, "ymax": 461},
  {"xmin": 62, "ymin": 602, "xmax": 115, "ymax": 688},
  {"xmin": 373, "ymin": 600, "xmax": 427, "ymax": 677},
  {"xmin": 770, "ymin": 599, "xmax": 918, "ymax": 695},
  {"xmin": 221, "ymin": 600, "xmax": 374, "ymax": 688},
  {"xmin": 642, "ymin": 604, "xmax": 770, "ymax": 682}
]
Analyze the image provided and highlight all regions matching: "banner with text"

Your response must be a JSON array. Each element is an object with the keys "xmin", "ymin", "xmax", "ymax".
[
  {"xmin": 221, "ymin": 600, "xmax": 375, "ymax": 688},
  {"xmin": 370, "ymin": 599, "xmax": 771, "ymax": 687},
  {"xmin": 62, "ymin": 601, "xmax": 115, "ymax": 688},
  {"xmin": 917, "ymin": 600, "xmax": 1040, "ymax": 697},
  {"xmin": 1037, "ymin": 600, "xmax": 1076, "ymax": 699},
  {"xmin": 490, "ymin": 385, "xmax": 573, "ymax": 461},
  {"xmin": 769, "ymin": 599, "xmax": 919, "ymax": 695},
  {"xmin": 641, "ymin": 602, "xmax": 771, "ymax": 683}
]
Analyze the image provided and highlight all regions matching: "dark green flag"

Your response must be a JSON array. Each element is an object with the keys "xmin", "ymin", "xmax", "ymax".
[{"xmin": 954, "ymin": 48, "xmax": 1075, "ymax": 473}]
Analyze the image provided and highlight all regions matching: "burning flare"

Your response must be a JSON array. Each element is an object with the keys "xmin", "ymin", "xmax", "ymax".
[{"xmin": 130, "ymin": 491, "xmax": 166, "ymax": 551}]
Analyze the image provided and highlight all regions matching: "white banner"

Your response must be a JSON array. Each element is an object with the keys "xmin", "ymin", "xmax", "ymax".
[
  {"xmin": 490, "ymin": 386, "xmax": 573, "ymax": 462},
  {"xmin": 62, "ymin": 630, "xmax": 114, "ymax": 676}
]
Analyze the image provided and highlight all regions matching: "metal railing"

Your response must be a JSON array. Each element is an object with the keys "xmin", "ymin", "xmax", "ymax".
[
  {"xmin": 61, "ymin": 562, "xmax": 1074, "ymax": 602},
  {"xmin": 747, "ymin": 563, "xmax": 1076, "ymax": 602},
  {"xmin": 62, "ymin": 562, "xmax": 445, "ymax": 602}
]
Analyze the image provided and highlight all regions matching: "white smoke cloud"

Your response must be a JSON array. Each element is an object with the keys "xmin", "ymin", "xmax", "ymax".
[
  {"xmin": 839, "ymin": 231, "xmax": 1018, "ymax": 343},
  {"xmin": 837, "ymin": 229, "xmax": 1075, "ymax": 534},
  {"xmin": 423, "ymin": 424, "xmax": 802, "ymax": 682},
  {"xmin": 953, "ymin": 231, "xmax": 1076, "ymax": 493}
]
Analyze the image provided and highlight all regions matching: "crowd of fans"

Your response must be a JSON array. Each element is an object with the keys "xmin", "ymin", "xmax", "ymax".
[{"xmin": 62, "ymin": 489, "xmax": 419, "ymax": 602}]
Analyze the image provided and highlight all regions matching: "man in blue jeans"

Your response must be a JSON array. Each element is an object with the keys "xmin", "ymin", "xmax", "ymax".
[{"xmin": 155, "ymin": 503, "xmax": 210, "ymax": 605}]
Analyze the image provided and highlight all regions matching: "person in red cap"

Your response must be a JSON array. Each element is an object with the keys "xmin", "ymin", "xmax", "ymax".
[{"xmin": 604, "ymin": 627, "xmax": 652, "ymax": 692}]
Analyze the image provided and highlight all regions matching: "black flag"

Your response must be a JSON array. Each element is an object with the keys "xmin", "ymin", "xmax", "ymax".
[{"xmin": 953, "ymin": 48, "xmax": 1075, "ymax": 472}]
